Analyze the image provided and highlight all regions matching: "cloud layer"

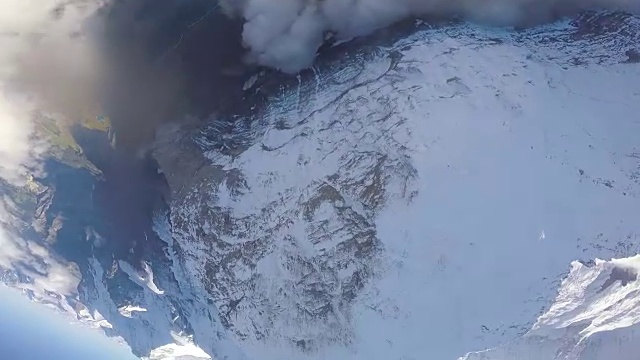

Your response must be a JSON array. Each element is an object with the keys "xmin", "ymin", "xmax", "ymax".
[
  {"xmin": 0, "ymin": 0, "xmax": 105, "ymax": 306},
  {"xmin": 221, "ymin": 0, "xmax": 640, "ymax": 72},
  {"xmin": 0, "ymin": 0, "xmax": 105, "ymax": 183}
]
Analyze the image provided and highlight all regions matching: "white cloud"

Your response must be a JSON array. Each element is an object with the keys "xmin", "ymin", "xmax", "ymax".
[
  {"xmin": 222, "ymin": 0, "xmax": 640, "ymax": 72},
  {"xmin": 0, "ymin": 195, "xmax": 81, "ymax": 298},
  {"xmin": 0, "ymin": 92, "xmax": 42, "ymax": 186},
  {"xmin": 0, "ymin": 0, "xmax": 104, "ymax": 306}
]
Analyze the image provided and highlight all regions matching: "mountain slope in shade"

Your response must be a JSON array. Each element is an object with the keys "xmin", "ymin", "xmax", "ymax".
[{"xmin": 153, "ymin": 11, "xmax": 640, "ymax": 360}]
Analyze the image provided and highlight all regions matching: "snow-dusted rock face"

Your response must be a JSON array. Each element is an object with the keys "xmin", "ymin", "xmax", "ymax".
[{"xmin": 154, "ymin": 11, "xmax": 640, "ymax": 360}]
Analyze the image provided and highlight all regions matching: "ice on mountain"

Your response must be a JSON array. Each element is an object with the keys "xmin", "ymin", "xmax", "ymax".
[{"xmin": 118, "ymin": 260, "xmax": 165, "ymax": 296}]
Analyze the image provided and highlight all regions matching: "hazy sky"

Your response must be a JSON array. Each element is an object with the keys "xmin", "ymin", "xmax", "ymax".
[{"xmin": 0, "ymin": 287, "xmax": 138, "ymax": 360}]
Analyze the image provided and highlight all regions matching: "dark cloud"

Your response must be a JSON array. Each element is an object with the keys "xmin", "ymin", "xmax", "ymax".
[{"xmin": 96, "ymin": 0, "xmax": 247, "ymax": 150}]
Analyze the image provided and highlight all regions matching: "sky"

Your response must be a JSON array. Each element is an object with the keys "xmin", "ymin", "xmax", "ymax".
[{"xmin": 0, "ymin": 287, "xmax": 138, "ymax": 360}]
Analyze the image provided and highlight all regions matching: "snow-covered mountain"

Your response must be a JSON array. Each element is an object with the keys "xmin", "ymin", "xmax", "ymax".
[
  {"xmin": 2, "ymin": 10, "xmax": 640, "ymax": 360},
  {"xmin": 154, "ymin": 11, "xmax": 640, "ymax": 359},
  {"xmin": 461, "ymin": 256, "xmax": 640, "ymax": 360}
]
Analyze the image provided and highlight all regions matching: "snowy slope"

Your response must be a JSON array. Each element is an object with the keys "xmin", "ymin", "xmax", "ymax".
[
  {"xmin": 461, "ymin": 256, "xmax": 640, "ymax": 360},
  {"xmin": 157, "ymin": 12, "xmax": 640, "ymax": 360}
]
